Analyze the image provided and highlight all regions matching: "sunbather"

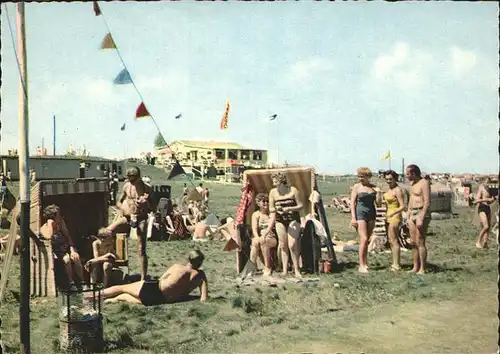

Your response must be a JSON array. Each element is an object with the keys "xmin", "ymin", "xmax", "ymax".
[{"xmin": 92, "ymin": 250, "xmax": 208, "ymax": 306}]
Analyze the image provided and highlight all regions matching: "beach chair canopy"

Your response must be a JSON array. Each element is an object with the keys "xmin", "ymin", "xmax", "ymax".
[{"xmin": 243, "ymin": 167, "xmax": 316, "ymax": 224}]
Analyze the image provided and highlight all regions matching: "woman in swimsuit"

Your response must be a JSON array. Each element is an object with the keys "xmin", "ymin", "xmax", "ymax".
[
  {"xmin": 383, "ymin": 170, "xmax": 406, "ymax": 271},
  {"xmin": 269, "ymin": 172, "xmax": 304, "ymax": 278},
  {"xmin": 474, "ymin": 177, "xmax": 496, "ymax": 249},
  {"xmin": 350, "ymin": 167, "xmax": 379, "ymax": 274},
  {"xmin": 250, "ymin": 193, "xmax": 278, "ymax": 276}
]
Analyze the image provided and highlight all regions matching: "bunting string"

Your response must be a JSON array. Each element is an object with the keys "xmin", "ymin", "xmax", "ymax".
[
  {"xmin": 3, "ymin": 4, "xmax": 28, "ymax": 101},
  {"xmin": 93, "ymin": 1, "xmax": 195, "ymax": 187}
]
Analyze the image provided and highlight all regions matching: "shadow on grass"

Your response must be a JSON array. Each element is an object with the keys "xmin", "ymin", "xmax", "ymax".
[{"xmin": 332, "ymin": 261, "xmax": 358, "ymax": 273}]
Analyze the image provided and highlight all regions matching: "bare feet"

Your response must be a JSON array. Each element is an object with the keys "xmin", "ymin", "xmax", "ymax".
[
  {"xmin": 358, "ymin": 266, "xmax": 369, "ymax": 274},
  {"xmin": 390, "ymin": 264, "xmax": 401, "ymax": 272},
  {"xmin": 294, "ymin": 270, "xmax": 303, "ymax": 278},
  {"xmin": 408, "ymin": 268, "xmax": 419, "ymax": 273},
  {"xmin": 417, "ymin": 269, "xmax": 426, "ymax": 275},
  {"xmin": 476, "ymin": 242, "xmax": 483, "ymax": 249}
]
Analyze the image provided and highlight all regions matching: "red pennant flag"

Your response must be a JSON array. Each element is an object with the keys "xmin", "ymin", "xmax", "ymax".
[
  {"xmin": 135, "ymin": 102, "xmax": 151, "ymax": 119},
  {"xmin": 220, "ymin": 100, "xmax": 230, "ymax": 130},
  {"xmin": 93, "ymin": 1, "xmax": 102, "ymax": 16}
]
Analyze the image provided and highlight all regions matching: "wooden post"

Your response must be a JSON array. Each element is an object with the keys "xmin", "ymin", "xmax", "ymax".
[{"xmin": 17, "ymin": 2, "xmax": 31, "ymax": 353}]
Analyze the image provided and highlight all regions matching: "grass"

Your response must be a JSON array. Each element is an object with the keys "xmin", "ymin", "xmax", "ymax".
[{"xmin": 0, "ymin": 167, "xmax": 498, "ymax": 353}]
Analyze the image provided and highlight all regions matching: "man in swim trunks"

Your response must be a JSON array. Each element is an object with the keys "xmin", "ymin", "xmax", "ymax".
[
  {"xmin": 93, "ymin": 250, "xmax": 208, "ymax": 306},
  {"xmin": 405, "ymin": 164, "xmax": 431, "ymax": 274},
  {"xmin": 112, "ymin": 166, "xmax": 154, "ymax": 280},
  {"xmin": 473, "ymin": 177, "xmax": 496, "ymax": 249}
]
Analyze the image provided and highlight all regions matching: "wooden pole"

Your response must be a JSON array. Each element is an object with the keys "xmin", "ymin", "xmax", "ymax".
[{"xmin": 17, "ymin": 2, "xmax": 31, "ymax": 353}]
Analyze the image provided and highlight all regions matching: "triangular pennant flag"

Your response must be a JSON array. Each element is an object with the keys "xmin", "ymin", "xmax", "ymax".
[
  {"xmin": 120, "ymin": 123, "xmax": 126, "ymax": 131},
  {"xmin": 135, "ymin": 102, "xmax": 150, "ymax": 119},
  {"xmin": 100, "ymin": 33, "xmax": 116, "ymax": 50},
  {"xmin": 93, "ymin": 1, "xmax": 102, "ymax": 16},
  {"xmin": 187, "ymin": 189, "xmax": 202, "ymax": 202},
  {"xmin": 113, "ymin": 68, "xmax": 133, "ymax": 85},
  {"xmin": 175, "ymin": 113, "xmax": 182, "ymax": 119},
  {"xmin": 270, "ymin": 114, "xmax": 278, "ymax": 121},
  {"xmin": 167, "ymin": 161, "xmax": 186, "ymax": 180}
]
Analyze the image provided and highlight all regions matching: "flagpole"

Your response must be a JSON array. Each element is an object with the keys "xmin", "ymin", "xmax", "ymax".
[
  {"xmin": 17, "ymin": 2, "xmax": 31, "ymax": 353},
  {"xmin": 53, "ymin": 114, "xmax": 56, "ymax": 156}
]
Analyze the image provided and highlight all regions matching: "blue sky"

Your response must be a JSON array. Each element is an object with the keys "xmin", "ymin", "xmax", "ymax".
[{"xmin": 1, "ymin": 2, "xmax": 498, "ymax": 174}]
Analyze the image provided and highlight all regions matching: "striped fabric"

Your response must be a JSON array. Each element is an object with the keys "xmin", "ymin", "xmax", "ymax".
[
  {"xmin": 39, "ymin": 179, "xmax": 109, "ymax": 197},
  {"xmin": 243, "ymin": 167, "xmax": 315, "ymax": 224}
]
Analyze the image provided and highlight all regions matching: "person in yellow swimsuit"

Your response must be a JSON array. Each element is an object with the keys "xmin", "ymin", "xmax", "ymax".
[{"xmin": 383, "ymin": 170, "xmax": 406, "ymax": 271}]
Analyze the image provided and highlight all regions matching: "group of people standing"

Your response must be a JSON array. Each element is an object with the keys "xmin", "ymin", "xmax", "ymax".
[{"xmin": 350, "ymin": 164, "xmax": 431, "ymax": 275}]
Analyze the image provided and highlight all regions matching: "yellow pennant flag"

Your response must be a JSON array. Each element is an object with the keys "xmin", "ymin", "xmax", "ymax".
[
  {"xmin": 100, "ymin": 33, "xmax": 116, "ymax": 50},
  {"xmin": 381, "ymin": 150, "xmax": 391, "ymax": 160}
]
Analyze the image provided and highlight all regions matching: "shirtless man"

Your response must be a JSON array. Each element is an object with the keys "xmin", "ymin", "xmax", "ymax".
[
  {"xmin": 108, "ymin": 166, "xmax": 154, "ymax": 280},
  {"xmin": 39, "ymin": 204, "xmax": 85, "ymax": 288},
  {"xmin": 473, "ymin": 177, "xmax": 496, "ymax": 249},
  {"xmin": 93, "ymin": 250, "xmax": 208, "ymax": 306},
  {"xmin": 192, "ymin": 221, "xmax": 214, "ymax": 241},
  {"xmin": 405, "ymin": 164, "xmax": 431, "ymax": 274}
]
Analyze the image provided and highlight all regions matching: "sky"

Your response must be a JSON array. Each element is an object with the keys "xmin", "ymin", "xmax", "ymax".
[{"xmin": 1, "ymin": 1, "xmax": 498, "ymax": 175}]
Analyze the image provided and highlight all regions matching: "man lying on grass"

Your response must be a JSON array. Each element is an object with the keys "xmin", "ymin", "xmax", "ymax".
[{"xmin": 87, "ymin": 250, "xmax": 208, "ymax": 306}]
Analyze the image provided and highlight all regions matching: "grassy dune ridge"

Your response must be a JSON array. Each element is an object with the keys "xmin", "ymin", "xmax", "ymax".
[{"xmin": 0, "ymin": 167, "xmax": 497, "ymax": 353}]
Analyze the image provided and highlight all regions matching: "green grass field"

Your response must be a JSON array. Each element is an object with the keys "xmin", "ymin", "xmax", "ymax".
[{"xmin": 0, "ymin": 167, "xmax": 498, "ymax": 353}]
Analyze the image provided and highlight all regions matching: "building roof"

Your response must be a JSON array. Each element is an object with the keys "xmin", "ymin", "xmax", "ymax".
[
  {"xmin": 174, "ymin": 140, "xmax": 248, "ymax": 150},
  {"xmin": 163, "ymin": 140, "xmax": 266, "ymax": 151},
  {"xmin": 0, "ymin": 154, "xmax": 122, "ymax": 162}
]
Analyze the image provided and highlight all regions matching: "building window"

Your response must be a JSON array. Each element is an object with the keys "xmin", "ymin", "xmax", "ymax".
[
  {"xmin": 252, "ymin": 151, "xmax": 262, "ymax": 161},
  {"xmin": 240, "ymin": 150, "xmax": 250, "ymax": 160},
  {"xmin": 215, "ymin": 149, "xmax": 225, "ymax": 159},
  {"xmin": 228, "ymin": 150, "xmax": 238, "ymax": 160},
  {"xmin": 100, "ymin": 163, "xmax": 105, "ymax": 171},
  {"xmin": 186, "ymin": 152, "xmax": 191, "ymax": 160}
]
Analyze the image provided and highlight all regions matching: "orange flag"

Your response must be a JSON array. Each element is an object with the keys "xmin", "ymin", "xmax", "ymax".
[
  {"xmin": 220, "ymin": 100, "xmax": 230, "ymax": 130},
  {"xmin": 100, "ymin": 33, "xmax": 116, "ymax": 49},
  {"xmin": 135, "ymin": 102, "xmax": 151, "ymax": 119}
]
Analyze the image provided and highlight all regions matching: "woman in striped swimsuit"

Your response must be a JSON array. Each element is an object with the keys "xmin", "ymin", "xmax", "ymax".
[{"xmin": 269, "ymin": 172, "xmax": 304, "ymax": 278}]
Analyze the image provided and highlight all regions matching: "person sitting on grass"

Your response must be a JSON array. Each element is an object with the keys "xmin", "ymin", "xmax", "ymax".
[
  {"xmin": 85, "ymin": 228, "xmax": 117, "ymax": 288},
  {"xmin": 90, "ymin": 250, "xmax": 208, "ymax": 306},
  {"xmin": 39, "ymin": 204, "xmax": 84, "ymax": 290}
]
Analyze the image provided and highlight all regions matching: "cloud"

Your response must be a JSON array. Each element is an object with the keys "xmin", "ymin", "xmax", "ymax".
[
  {"xmin": 287, "ymin": 57, "xmax": 333, "ymax": 84},
  {"xmin": 449, "ymin": 46, "xmax": 477, "ymax": 78},
  {"xmin": 371, "ymin": 42, "xmax": 434, "ymax": 90}
]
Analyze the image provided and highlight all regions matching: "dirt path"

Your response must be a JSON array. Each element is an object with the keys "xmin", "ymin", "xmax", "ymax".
[{"xmin": 231, "ymin": 282, "xmax": 498, "ymax": 354}]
